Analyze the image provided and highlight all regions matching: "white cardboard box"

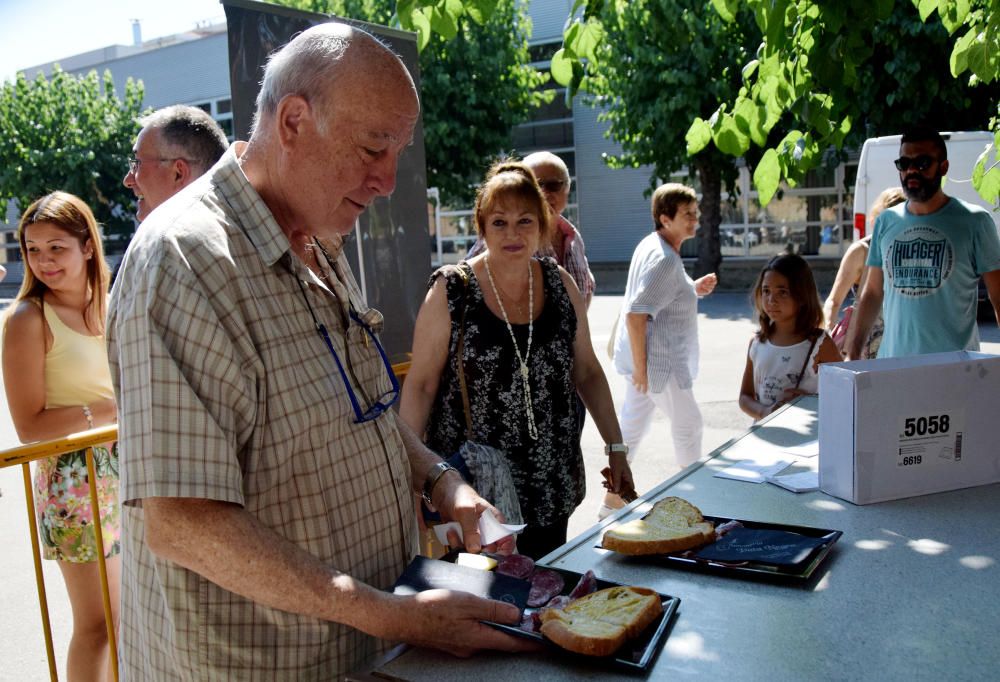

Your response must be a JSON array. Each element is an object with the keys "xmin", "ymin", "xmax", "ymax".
[{"xmin": 819, "ymin": 351, "xmax": 1000, "ymax": 504}]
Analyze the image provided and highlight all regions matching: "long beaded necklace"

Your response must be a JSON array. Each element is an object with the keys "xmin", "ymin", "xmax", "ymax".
[{"xmin": 484, "ymin": 254, "xmax": 539, "ymax": 441}]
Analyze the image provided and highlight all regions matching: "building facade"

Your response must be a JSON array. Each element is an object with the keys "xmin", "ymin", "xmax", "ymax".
[{"xmin": 5, "ymin": 2, "xmax": 857, "ymax": 291}]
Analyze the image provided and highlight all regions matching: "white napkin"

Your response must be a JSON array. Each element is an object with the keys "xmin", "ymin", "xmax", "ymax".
[
  {"xmin": 713, "ymin": 459, "xmax": 793, "ymax": 483},
  {"xmin": 767, "ymin": 470, "xmax": 820, "ymax": 493},
  {"xmin": 432, "ymin": 509, "xmax": 526, "ymax": 547}
]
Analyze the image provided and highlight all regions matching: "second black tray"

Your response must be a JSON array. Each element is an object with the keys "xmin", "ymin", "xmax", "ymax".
[{"xmin": 600, "ymin": 515, "xmax": 842, "ymax": 583}]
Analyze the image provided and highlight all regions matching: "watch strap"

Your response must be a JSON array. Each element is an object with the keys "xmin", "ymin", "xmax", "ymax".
[{"xmin": 422, "ymin": 461, "xmax": 457, "ymax": 506}]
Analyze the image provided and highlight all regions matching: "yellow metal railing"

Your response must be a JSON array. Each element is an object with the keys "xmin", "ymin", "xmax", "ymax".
[
  {"xmin": 0, "ymin": 424, "xmax": 119, "ymax": 682},
  {"xmin": 0, "ymin": 360, "xmax": 413, "ymax": 680}
]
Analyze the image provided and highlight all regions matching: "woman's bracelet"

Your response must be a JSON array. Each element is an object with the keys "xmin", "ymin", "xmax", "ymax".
[{"xmin": 82, "ymin": 404, "xmax": 94, "ymax": 429}]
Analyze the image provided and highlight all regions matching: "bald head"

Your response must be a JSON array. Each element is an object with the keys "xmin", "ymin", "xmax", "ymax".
[
  {"xmin": 525, "ymin": 151, "xmax": 571, "ymax": 216},
  {"xmin": 251, "ymin": 22, "xmax": 415, "ymax": 138},
  {"xmin": 241, "ymin": 21, "xmax": 419, "ymax": 244}
]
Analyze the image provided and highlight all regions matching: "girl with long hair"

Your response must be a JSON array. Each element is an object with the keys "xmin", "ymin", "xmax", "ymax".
[
  {"xmin": 739, "ymin": 254, "xmax": 841, "ymax": 420},
  {"xmin": 2, "ymin": 191, "xmax": 119, "ymax": 680}
]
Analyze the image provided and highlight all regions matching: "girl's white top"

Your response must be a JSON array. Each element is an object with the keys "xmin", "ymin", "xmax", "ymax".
[{"xmin": 749, "ymin": 333, "xmax": 826, "ymax": 406}]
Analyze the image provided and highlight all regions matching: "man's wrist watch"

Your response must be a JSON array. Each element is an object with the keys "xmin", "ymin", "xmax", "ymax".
[
  {"xmin": 422, "ymin": 461, "xmax": 458, "ymax": 506},
  {"xmin": 605, "ymin": 443, "xmax": 629, "ymax": 457}
]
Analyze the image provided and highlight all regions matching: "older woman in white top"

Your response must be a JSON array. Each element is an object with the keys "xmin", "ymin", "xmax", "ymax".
[{"xmin": 608, "ymin": 183, "xmax": 716, "ymax": 516}]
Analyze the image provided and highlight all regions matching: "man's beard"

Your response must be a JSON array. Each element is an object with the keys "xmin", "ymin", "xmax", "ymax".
[{"xmin": 902, "ymin": 172, "xmax": 942, "ymax": 202}]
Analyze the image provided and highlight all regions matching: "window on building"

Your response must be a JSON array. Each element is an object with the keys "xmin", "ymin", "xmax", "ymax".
[
  {"xmin": 511, "ymin": 40, "xmax": 579, "ymax": 226},
  {"xmin": 189, "ymin": 97, "xmax": 235, "ymax": 142},
  {"xmin": 675, "ymin": 160, "xmax": 856, "ymax": 259}
]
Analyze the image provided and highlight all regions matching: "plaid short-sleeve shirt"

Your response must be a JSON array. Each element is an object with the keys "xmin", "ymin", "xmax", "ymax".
[{"xmin": 107, "ymin": 143, "xmax": 417, "ymax": 680}]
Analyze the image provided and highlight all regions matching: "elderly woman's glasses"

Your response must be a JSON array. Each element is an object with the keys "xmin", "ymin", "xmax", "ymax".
[{"xmin": 537, "ymin": 179, "xmax": 566, "ymax": 193}]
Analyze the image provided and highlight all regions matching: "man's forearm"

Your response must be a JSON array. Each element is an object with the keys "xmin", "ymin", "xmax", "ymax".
[
  {"xmin": 395, "ymin": 412, "xmax": 444, "ymax": 497},
  {"xmin": 846, "ymin": 268, "xmax": 884, "ymax": 360},
  {"xmin": 143, "ymin": 497, "xmax": 401, "ymax": 639}
]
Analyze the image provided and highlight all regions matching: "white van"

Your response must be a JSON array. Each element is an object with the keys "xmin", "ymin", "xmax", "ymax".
[{"xmin": 852, "ymin": 131, "xmax": 999, "ymax": 240}]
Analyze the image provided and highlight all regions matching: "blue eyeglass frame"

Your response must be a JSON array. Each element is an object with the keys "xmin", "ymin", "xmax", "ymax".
[
  {"xmin": 292, "ymin": 272, "xmax": 400, "ymax": 424},
  {"xmin": 314, "ymin": 310, "xmax": 400, "ymax": 423}
]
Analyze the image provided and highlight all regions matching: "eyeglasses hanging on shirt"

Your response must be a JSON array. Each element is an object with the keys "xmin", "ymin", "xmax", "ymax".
[{"xmin": 285, "ymin": 240, "xmax": 400, "ymax": 424}]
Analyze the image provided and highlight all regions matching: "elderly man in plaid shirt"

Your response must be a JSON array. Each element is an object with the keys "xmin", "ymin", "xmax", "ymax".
[{"xmin": 108, "ymin": 22, "xmax": 533, "ymax": 680}]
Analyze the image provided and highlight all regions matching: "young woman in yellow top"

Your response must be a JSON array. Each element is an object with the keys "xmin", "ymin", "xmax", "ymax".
[{"xmin": 3, "ymin": 191, "xmax": 119, "ymax": 681}]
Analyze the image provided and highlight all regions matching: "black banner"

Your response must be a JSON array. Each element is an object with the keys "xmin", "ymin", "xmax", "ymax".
[{"xmin": 222, "ymin": 0, "xmax": 430, "ymax": 358}]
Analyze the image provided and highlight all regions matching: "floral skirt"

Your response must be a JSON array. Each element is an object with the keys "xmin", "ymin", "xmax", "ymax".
[{"xmin": 33, "ymin": 444, "xmax": 121, "ymax": 563}]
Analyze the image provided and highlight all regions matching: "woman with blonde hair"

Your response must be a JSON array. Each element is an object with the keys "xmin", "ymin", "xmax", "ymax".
[{"xmin": 3, "ymin": 191, "xmax": 119, "ymax": 680}]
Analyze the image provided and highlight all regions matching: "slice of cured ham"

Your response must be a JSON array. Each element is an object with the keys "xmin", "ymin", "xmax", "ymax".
[
  {"xmin": 496, "ymin": 554, "xmax": 535, "ymax": 579},
  {"xmin": 527, "ymin": 569, "xmax": 565, "ymax": 607}
]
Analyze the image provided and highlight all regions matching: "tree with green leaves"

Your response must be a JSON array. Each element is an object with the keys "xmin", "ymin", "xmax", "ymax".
[
  {"xmin": 279, "ymin": 0, "xmax": 549, "ymax": 205},
  {"xmin": 589, "ymin": 0, "xmax": 761, "ymax": 278},
  {"xmin": 686, "ymin": 0, "xmax": 1000, "ymax": 205},
  {"xmin": 852, "ymin": 2, "xmax": 999, "ymax": 144},
  {"xmin": 0, "ymin": 67, "xmax": 144, "ymax": 243},
  {"xmin": 396, "ymin": 0, "xmax": 999, "ymax": 205}
]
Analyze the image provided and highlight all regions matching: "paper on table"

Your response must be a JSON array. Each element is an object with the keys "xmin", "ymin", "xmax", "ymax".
[
  {"xmin": 767, "ymin": 470, "xmax": 820, "ymax": 493},
  {"xmin": 432, "ymin": 509, "xmax": 526, "ymax": 547},
  {"xmin": 713, "ymin": 459, "xmax": 793, "ymax": 483}
]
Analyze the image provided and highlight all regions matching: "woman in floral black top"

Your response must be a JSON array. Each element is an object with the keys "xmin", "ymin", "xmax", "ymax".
[{"xmin": 401, "ymin": 161, "xmax": 633, "ymax": 558}]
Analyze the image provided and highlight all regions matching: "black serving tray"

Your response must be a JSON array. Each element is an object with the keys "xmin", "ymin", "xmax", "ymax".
[
  {"xmin": 487, "ymin": 565, "xmax": 681, "ymax": 672},
  {"xmin": 600, "ymin": 515, "xmax": 843, "ymax": 583}
]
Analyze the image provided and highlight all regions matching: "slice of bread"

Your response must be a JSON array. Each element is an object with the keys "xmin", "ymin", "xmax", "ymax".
[
  {"xmin": 601, "ymin": 496, "xmax": 715, "ymax": 555},
  {"xmin": 539, "ymin": 586, "xmax": 662, "ymax": 657}
]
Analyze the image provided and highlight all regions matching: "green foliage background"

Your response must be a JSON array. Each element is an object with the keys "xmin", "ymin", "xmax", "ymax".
[
  {"xmin": 0, "ymin": 68, "xmax": 144, "ymax": 245},
  {"xmin": 589, "ymin": 0, "xmax": 763, "ymax": 276}
]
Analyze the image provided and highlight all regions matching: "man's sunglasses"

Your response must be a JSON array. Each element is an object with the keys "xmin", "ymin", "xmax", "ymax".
[
  {"xmin": 894, "ymin": 155, "xmax": 937, "ymax": 172},
  {"xmin": 537, "ymin": 179, "xmax": 566, "ymax": 193}
]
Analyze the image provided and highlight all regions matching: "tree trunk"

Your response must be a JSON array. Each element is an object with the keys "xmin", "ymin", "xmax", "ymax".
[{"xmin": 694, "ymin": 157, "xmax": 723, "ymax": 282}]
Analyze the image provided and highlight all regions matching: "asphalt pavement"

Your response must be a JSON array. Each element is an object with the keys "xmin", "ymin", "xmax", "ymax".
[{"xmin": 1, "ymin": 292, "xmax": 997, "ymax": 679}]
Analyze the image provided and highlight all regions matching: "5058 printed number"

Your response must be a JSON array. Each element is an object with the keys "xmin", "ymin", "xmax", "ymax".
[{"xmin": 903, "ymin": 415, "xmax": 950, "ymax": 437}]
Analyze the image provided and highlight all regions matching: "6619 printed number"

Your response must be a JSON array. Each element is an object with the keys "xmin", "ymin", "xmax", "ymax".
[
  {"xmin": 900, "ymin": 455, "xmax": 923, "ymax": 466},
  {"xmin": 903, "ymin": 415, "xmax": 950, "ymax": 437}
]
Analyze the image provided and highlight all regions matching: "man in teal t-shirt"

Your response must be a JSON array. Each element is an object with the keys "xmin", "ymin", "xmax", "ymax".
[{"xmin": 848, "ymin": 127, "xmax": 1000, "ymax": 359}]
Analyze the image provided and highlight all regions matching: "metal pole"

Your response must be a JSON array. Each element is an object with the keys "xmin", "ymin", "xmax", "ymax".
[
  {"xmin": 84, "ymin": 447, "xmax": 118, "ymax": 682},
  {"xmin": 21, "ymin": 463, "xmax": 58, "ymax": 681}
]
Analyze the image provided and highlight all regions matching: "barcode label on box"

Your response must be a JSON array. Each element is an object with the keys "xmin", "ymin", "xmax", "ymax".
[{"xmin": 896, "ymin": 410, "xmax": 966, "ymax": 468}]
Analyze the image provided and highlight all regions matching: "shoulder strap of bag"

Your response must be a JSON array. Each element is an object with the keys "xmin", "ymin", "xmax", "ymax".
[
  {"xmin": 793, "ymin": 330, "xmax": 822, "ymax": 389},
  {"xmin": 454, "ymin": 263, "xmax": 475, "ymax": 440}
]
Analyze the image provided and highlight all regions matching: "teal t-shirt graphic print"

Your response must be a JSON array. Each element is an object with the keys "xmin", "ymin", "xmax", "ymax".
[
  {"xmin": 888, "ymin": 226, "xmax": 954, "ymax": 294},
  {"xmin": 868, "ymin": 198, "xmax": 1000, "ymax": 358}
]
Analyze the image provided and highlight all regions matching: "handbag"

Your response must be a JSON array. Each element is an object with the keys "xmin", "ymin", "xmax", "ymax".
[
  {"xmin": 424, "ymin": 264, "xmax": 524, "ymax": 525},
  {"xmin": 606, "ymin": 307, "xmax": 621, "ymax": 360},
  {"xmin": 830, "ymin": 305, "xmax": 854, "ymax": 353}
]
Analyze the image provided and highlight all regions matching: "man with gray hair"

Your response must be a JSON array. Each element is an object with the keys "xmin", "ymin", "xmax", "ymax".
[
  {"xmin": 109, "ymin": 23, "xmax": 530, "ymax": 678},
  {"xmin": 122, "ymin": 104, "xmax": 229, "ymax": 221}
]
